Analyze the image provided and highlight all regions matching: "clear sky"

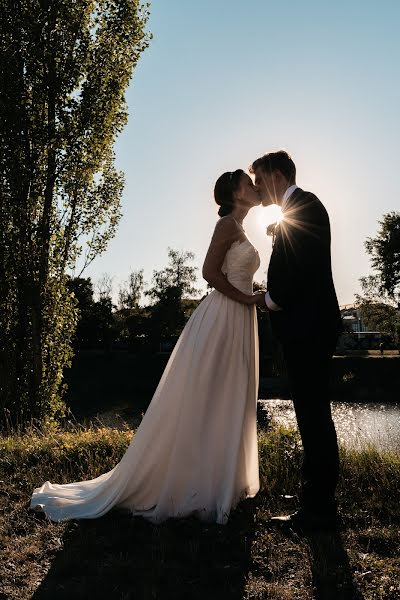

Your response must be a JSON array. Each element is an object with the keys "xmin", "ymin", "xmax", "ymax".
[{"xmin": 82, "ymin": 0, "xmax": 400, "ymax": 306}]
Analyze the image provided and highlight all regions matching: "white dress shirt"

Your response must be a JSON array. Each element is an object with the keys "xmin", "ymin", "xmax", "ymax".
[{"xmin": 265, "ymin": 185, "xmax": 298, "ymax": 311}]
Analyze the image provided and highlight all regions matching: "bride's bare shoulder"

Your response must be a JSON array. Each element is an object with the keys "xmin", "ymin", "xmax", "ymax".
[
  {"xmin": 213, "ymin": 215, "xmax": 238, "ymax": 236},
  {"xmin": 208, "ymin": 217, "xmax": 242, "ymax": 251}
]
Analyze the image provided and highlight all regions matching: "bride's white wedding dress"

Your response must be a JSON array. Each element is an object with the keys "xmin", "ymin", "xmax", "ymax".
[{"xmin": 30, "ymin": 229, "xmax": 260, "ymax": 525}]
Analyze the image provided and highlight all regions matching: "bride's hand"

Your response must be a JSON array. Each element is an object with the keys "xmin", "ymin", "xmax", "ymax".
[{"xmin": 247, "ymin": 291, "xmax": 266, "ymax": 307}]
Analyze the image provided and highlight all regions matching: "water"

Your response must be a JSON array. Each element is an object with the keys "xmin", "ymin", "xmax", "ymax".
[{"xmin": 259, "ymin": 399, "xmax": 400, "ymax": 452}]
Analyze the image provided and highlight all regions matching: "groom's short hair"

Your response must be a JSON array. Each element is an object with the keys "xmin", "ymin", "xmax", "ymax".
[{"xmin": 249, "ymin": 150, "xmax": 296, "ymax": 184}]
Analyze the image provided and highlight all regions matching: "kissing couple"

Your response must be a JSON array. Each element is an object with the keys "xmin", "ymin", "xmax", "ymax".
[{"xmin": 31, "ymin": 150, "xmax": 343, "ymax": 533}]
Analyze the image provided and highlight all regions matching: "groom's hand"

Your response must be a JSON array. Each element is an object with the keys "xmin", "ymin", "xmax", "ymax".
[{"xmin": 253, "ymin": 290, "xmax": 267, "ymax": 309}]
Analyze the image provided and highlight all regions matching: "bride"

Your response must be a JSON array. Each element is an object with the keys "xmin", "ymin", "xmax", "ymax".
[{"xmin": 30, "ymin": 169, "xmax": 264, "ymax": 525}]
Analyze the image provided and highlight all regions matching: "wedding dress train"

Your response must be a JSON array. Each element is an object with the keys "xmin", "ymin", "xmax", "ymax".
[{"xmin": 30, "ymin": 232, "xmax": 260, "ymax": 525}]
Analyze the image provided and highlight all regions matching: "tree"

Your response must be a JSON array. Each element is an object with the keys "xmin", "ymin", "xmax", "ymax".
[
  {"xmin": 146, "ymin": 249, "xmax": 199, "ymax": 343},
  {"xmin": 364, "ymin": 212, "xmax": 400, "ymax": 299},
  {"xmin": 356, "ymin": 212, "xmax": 400, "ymax": 342},
  {"xmin": 146, "ymin": 248, "xmax": 199, "ymax": 303},
  {"xmin": 95, "ymin": 273, "xmax": 114, "ymax": 301},
  {"xmin": 355, "ymin": 276, "xmax": 399, "ymax": 340},
  {"xmin": 118, "ymin": 269, "xmax": 145, "ymax": 310},
  {"xmin": 67, "ymin": 277, "xmax": 94, "ymax": 348},
  {"xmin": 114, "ymin": 269, "xmax": 147, "ymax": 351},
  {"xmin": 67, "ymin": 276, "xmax": 114, "ymax": 350},
  {"xmin": 68, "ymin": 277, "xmax": 95, "ymax": 313},
  {"xmin": 359, "ymin": 302, "xmax": 398, "ymax": 339},
  {"xmin": 0, "ymin": 1, "xmax": 150, "ymax": 428}
]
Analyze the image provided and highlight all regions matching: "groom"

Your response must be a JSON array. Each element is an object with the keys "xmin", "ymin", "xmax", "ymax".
[{"xmin": 251, "ymin": 150, "xmax": 343, "ymax": 530}]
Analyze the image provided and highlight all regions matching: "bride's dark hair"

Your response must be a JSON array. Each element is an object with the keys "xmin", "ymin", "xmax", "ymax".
[{"xmin": 214, "ymin": 169, "xmax": 244, "ymax": 217}]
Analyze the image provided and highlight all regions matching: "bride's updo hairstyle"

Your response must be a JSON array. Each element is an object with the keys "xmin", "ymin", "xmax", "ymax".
[{"xmin": 214, "ymin": 169, "xmax": 244, "ymax": 217}]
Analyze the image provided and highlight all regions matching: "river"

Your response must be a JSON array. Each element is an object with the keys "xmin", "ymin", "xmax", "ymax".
[{"xmin": 259, "ymin": 400, "xmax": 400, "ymax": 452}]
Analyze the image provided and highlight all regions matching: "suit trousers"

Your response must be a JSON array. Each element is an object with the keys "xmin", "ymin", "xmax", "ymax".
[{"xmin": 281, "ymin": 337, "xmax": 340, "ymax": 514}]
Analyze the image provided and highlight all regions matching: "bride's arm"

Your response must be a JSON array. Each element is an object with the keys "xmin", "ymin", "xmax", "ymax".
[{"xmin": 202, "ymin": 218, "xmax": 260, "ymax": 305}]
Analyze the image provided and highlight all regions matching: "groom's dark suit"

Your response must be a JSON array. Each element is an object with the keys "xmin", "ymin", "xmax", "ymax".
[{"xmin": 267, "ymin": 187, "xmax": 342, "ymax": 514}]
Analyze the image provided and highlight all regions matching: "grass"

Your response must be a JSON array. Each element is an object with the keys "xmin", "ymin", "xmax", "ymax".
[{"xmin": 0, "ymin": 419, "xmax": 399, "ymax": 600}]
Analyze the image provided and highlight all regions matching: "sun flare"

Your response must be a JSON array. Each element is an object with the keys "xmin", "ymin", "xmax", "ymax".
[{"xmin": 257, "ymin": 204, "xmax": 283, "ymax": 228}]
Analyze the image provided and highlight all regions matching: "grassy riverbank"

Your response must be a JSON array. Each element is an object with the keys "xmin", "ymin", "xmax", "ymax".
[{"xmin": 0, "ymin": 421, "xmax": 399, "ymax": 599}]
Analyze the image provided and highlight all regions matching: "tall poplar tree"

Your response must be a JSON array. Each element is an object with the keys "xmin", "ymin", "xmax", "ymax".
[{"xmin": 0, "ymin": 0, "xmax": 150, "ymax": 428}]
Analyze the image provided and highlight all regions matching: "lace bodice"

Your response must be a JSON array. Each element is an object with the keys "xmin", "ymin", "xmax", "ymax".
[{"xmin": 222, "ymin": 238, "xmax": 260, "ymax": 294}]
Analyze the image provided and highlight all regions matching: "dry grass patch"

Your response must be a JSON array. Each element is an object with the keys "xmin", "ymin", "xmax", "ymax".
[{"xmin": 0, "ymin": 422, "xmax": 399, "ymax": 599}]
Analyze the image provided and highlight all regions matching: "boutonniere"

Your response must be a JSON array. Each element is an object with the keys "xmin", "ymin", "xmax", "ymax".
[{"xmin": 266, "ymin": 222, "xmax": 278, "ymax": 246}]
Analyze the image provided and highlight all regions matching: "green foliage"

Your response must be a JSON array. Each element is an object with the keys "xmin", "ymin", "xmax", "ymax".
[
  {"xmin": 357, "ymin": 213, "xmax": 400, "ymax": 340},
  {"xmin": 113, "ymin": 253, "xmax": 200, "ymax": 350},
  {"xmin": 68, "ymin": 277, "xmax": 95, "ymax": 310},
  {"xmin": 0, "ymin": 0, "xmax": 150, "ymax": 428},
  {"xmin": 356, "ymin": 276, "xmax": 400, "ymax": 339},
  {"xmin": 258, "ymin": 426, "xmax": 302, "ymax": 495},
  {"xmin": 360, "ymin": 302, "xmax": 399, "ymax": 339},
  {"xmin": 67, "ymin": 277, "xmax": 114, "ymax": 349},
  {"xmin": 118, "ymin": 269, "xmax": 145, "ymax": 310},
  {"xmin": 364, "ymin": 212, "xmax": 400, "ymax": 298},
  {"xmin": 66, "ymin": 254, "xmax": 199, "ymax": 355},
  {"xmin": 0, "ymin": 423, "xmax": 132, "ymax": 483},
  {"xmin": 145, "ymin": 248, "xmax": 199, "ymax": 342},
  {"xmin": 146, "ymin": 248, "xmax": 199, "ymax": 303}
]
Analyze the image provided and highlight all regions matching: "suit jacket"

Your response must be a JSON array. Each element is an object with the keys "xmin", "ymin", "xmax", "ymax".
[{"xmin": 267, "ymin": 188, "xmax": 342, "ymax": 345}]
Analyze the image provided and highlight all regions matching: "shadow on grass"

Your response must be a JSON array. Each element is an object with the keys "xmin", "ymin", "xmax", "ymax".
[
  {"xmin": 304, "ymin": 529, "xmax": 364, "ymax": 600},
  {"xmin": 31, "ymin": 498, "xmax": 258, "ymax": 600}
]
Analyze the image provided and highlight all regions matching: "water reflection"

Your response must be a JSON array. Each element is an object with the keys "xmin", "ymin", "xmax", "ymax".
[{"xmin": 259, "ymin": 400, "xmax": 400, "ymax": 452}]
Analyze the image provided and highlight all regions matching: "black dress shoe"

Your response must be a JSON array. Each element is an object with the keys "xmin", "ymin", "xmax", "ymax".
[{"xmin": 269, "ymin": 509, "xmax": 340, "ymax": 533}]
